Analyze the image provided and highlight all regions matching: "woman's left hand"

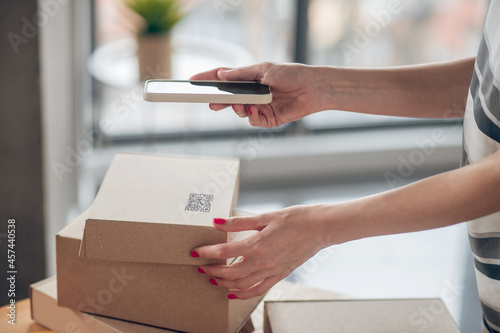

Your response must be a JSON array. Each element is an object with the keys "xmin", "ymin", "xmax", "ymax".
[{"xmin": 191, "ymin": 205, "xmax": 335, "ymax": 300}]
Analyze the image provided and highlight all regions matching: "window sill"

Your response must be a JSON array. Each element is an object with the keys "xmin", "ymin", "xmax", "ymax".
[{"xmin": 81, "ymin": 123, "xmax": 462, "ymax": 203}]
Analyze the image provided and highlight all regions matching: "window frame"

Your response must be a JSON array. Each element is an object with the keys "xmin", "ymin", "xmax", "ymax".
[{"xmin": 89, "ymin": 0, "xmax": 474, "ymax": 144}]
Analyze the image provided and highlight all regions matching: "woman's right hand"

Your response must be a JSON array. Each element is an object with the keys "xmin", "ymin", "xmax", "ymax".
[{"xmin": 190, "ymin": 62, "xmax": 327, "ymax": 128}]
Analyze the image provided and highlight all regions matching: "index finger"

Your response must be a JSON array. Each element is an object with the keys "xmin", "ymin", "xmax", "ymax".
[{"xmin": 189, "ymin": 67, "xmax": 231, "ymax": 81}]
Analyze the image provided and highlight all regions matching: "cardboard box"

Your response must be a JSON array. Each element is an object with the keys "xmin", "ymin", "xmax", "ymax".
[
  {"xmin": 251, "ymin": 281, "xmax": 349, "ymax": 333},
  {"xmin": 31, "ymin": 277, "xmax": 254, "ymax": 333},
  {"xmin": 79, "ymin": 153, "xmax": 240, "ymax": 266},
  {"xmin": 30, "ymin": 276, "xmax": 175, "ymax": 333},
  {"xmin": 263, "ymin": 299, "xmax": 460, "ymax": 333},
  {"xmin": 57, "ymin": 208, "xmax": 261, "ymax": 333}
]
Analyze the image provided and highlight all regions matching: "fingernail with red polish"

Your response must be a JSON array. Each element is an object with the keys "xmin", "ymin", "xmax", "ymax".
[
  {"xmin": 248, "ymin": 109, "xmax": 253, "ymax": 116},
  {"xmin": 190, "ymin": 251, "xmax": 199, "ymax": 258},
  {"xmin": 232, "ymin": 105, "xmax": 236, "ymax": 111},
  {"xmin": 228, "ymin": 294, "xmax": 237, "ymax": 299},
  {"xmin": 214, "ymin": 218, "xmax": 226, "ymax": 225},
  {"xmin": 209, "ymin": 278, "xmax": 218, "ymax": 286},
  {"xmin": 197, "ymin": 267, "xmax": 205, "ymax": 274}
]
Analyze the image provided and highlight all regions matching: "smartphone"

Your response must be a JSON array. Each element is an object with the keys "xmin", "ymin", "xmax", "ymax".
[{"xmin": 143, "ymin": 80, "xmax": 272, "ymax": 104}]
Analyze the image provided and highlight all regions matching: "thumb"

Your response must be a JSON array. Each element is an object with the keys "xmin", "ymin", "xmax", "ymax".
[
  {"xmin": 212, "ymin": 215, "xmax": 268, "ymax": 232},
  {"xmin": 189, "ymin": 67, "xmax": 231, "ymax": 81},
  {"xmin": 217, "ymin": 63, "xmax": 267, "ymax": 82}
]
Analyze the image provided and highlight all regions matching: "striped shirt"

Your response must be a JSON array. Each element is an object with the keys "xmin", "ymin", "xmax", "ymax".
[{"xmin": 461, "ymin": 1, "xmax": 500, "ymax": 332}]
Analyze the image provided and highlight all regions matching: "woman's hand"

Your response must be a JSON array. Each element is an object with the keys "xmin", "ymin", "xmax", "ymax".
[
  {"xmin": 191, "ymin": 205, "xmax": 335, "ymax": 300},
  {"xmin": 189, "ymin": 62, "xmax": 327, "ymax": 128}
]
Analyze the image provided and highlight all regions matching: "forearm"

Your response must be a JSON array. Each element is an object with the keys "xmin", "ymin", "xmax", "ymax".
[
  {"xmin": 318, "ymin": 150, "xmax": 500, "ymax": 246},
  {"xmin": 314, "ymin": 57, "xmax": 475, "ymax": 119}
]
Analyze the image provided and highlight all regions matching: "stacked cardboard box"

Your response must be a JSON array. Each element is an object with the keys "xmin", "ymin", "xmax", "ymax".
[
  {"xmin": 30, "ymin": 152, "xmax": 461, "ymax": 332},
  {"xmin": 31, "ymin": 277, "xmax": 175, "ymax": 333},
  {"xmin": 30, "ymin": 153, "xmax": 262, "ymax": 333},
  {"xmin": 263, "ymin": 299, "xmax": 460, "ymax": 333}
]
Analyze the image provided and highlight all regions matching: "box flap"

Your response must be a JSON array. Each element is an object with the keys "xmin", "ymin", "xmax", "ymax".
[
  {"xmin": 79, "ymin": 153, "xmax": 240, "ymax": 265},
  {"xmin": 264, "ymin": 299, "xmax": 460, "ymax": 333},
  {"xmin": 63, "ymin": 208, "xmax": 257, "ymax": 267}
]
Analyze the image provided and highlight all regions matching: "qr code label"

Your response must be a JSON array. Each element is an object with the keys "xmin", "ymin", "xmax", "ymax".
[{"xmin": 185, "ymin": 193, "xmax": 214, "ymax": 212}]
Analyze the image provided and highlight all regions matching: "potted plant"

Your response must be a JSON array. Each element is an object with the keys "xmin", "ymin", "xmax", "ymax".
[{"xmin": 126, "ymin": 0, "xmax": 183, "ymax": 80}]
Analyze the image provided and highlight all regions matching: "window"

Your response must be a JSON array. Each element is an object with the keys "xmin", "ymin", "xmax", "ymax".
[
  {"xmin": 89, "ymin": 0, "xmax": 487, "ymax": 143},
  {"xmin": 90, "ymin": 0, "xmax": 294, "ymax": 141},
  {"xmin": 303, "ymin": 0, "xmax": 487, "ymax": 130}
]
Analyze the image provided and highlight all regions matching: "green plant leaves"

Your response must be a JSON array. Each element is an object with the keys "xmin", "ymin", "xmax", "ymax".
[{"xmin": 126, "ymin": 0, "xmax": 183, "ymax": 35}]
